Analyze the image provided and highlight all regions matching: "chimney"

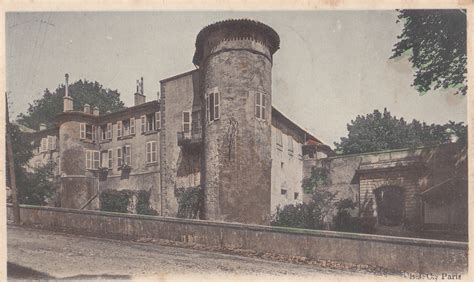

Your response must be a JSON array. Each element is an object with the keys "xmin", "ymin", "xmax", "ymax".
[
  {"xmin": 83, "ymin": 103, "xmax": 91, "ymax": 114},
  {"xmin": 93, "ymin": 106, "xmax": 100, "ymax": 116},
  {"xmin": 134, "ymin": 78, "xmax": 146, "ymax": 106},
  {"xmin": 39, "ymin": 123, "xmax": 47, "ymax": 131},
  {"xmin": 63, "ymin": 73, "xmax": 73, "ymax": 112}
]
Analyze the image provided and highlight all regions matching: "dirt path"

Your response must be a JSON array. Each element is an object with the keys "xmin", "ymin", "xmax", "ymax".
[{"xmin": 7, "ymin": 225, "xmax": 376, "ymax": 280}]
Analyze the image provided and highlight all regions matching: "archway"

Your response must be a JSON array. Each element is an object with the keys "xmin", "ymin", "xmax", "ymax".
[{"xmin": 374, "ymin": 186, "xmax": 404, "ymax": 226}]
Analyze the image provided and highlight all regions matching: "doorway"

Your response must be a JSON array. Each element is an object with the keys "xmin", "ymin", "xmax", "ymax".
[{"xmin": 374, "ymin": 186, "xmax": 404, "ymax": 226}]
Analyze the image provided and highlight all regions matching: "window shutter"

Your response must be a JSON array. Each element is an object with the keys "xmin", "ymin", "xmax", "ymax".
[
  {"xmin": 183, "ymin": 111, "xmax": 191, "ymax": 133},
  {"xmin": 117, "ymin": 121, "xmax": 122, "ymax": 137},
  {"xmin": 117, "ymin": 147, "xmax": 122, "ymax": 167},
  {"xmin": 155, "ymin": 112, "xmax": 161, "ymax": 130},
  {"xmin": 146, "ymin": 142, "xmax": 151, "ymax": 164},
  {"xmin": 80, "ymin": 123, "xmax": 86, "ymax": 139},
  {"xmin": 108, "ymin": 149, "xmax": 113, "ymax": 168},
  {"xmin": 214, "ymin": 92, "xmax": 220, "ymax": 120},
  {"xmin": 141, "ymin": 115, "xmax": 146, "ymax": 133},
  {"xmin": 107, "ymin": 123, "xmax": 112, "ymax": 139},
  {"xmin": 93, "ymin": 151, "xmax": 100, "ymax": 169},
  {"xmin": 206, "ymin": 95, "xmax": 210, "ymax": 122},
  {"xmin": 152, "ymin": 141, "xmax": 157, "ymax": 163},
  {"xmin": 85, "ymin": 150, "xmax": 91, "ymax": 169},
  {"xmin": 92, "ymin": 125, "xmax": 96, "ymax": 141},
  {"xmin": 261, "ymin": 93, "xmax": 266, "ymax": 120},
  {"xmin": 130, "ymin": 118, "xmax": 135, "ymax": 135}
]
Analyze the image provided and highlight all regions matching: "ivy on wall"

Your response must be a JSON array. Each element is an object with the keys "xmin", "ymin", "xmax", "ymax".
[
  {"xmin": 302, "ymin": 167, "xmax": 329, "ymax": 194},
  {"xmin": 175, "ymin": 186, "xmax": 204, "ymax": 219},
  {"xmin": 100, "ymin": 190, "xmax": 132, "ymax": 213},
  {"xmin": 136, "ymin": 190, "xmax": 158, "ymax": 215}
]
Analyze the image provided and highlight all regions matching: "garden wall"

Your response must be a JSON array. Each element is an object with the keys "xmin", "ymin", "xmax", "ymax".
[{"xmin": 7, "ymin": 204, "xmax": 467, "ymax": 274}]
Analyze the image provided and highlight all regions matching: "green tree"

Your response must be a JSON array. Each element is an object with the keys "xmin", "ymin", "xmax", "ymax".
[
  {"xmin": 334, "ymin": 108, "xmax": 466, "ymax": 155},
  {"xmin": 17, "ymin": 161, "xmax": 56, "ymax": 205},
  {"xmin": 18, "ymin": 79, "xmax": 125, "ymax": 130},
  {"xmin": 7, "ymin": 123, "xmax": 55, "ymax": 205},
  {"xmin": 391, "ymin": 10, "xmax": 467, "ymax": 95}
]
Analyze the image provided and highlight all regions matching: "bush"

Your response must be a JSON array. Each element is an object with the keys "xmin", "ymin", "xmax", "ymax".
[
  {"xmin": 136, "ymin": 190, "xmax": 158, "ymax": 215},
  {"xmin": 17, "ymin": 161, "xmax": 56, "ymax": 206},
  {"xmin": 176, "ymin": 186, "xmax": 203, "ymax": 219},
  {"xmin": 100, "ymin": 190, "xmax": 132, "ymax": 213},
  {"xmin": 333, "ymin": 198, "xmax": 357, "ymax": 232},
  {"xmin": 272, "ymin": 203, "xmax": 325, "ymax": 229}
]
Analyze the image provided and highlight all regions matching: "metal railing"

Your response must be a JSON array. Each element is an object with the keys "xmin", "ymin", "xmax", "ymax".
[{"xmin": 177, "ymin": 127, "xmax": 202, "ymax": 146}]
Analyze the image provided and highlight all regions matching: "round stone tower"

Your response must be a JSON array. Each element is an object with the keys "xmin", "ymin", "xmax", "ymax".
[{"xmin": 193, "ymin": 19, "xmax": 280, "ymax": 224}]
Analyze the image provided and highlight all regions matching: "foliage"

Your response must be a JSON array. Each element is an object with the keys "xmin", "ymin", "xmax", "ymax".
[
  {"xmin": 391, "ymin": 10, "xmax": 467, "ymax": 95},
  {"xmin": 302, "ymin": 167, "xmax": 329, "ymax": 194},
  {"xmin": 333, "ymin": 198, "xmax": 357, "ymax": 232},
  {"xmin": 100, "ymin": 190, "xmax": 132, "ymax": 213},
  {"xmin": 136, "ymin": 190, "xmax": 158, "ymax": 215},
  {"xmin": 8, "ymin": 123, "xmax": 34, "ymax": 167},
  {"xmin": 17, "ymin": 160, "xmax": 56, "ymax": 205},
  {"xmin": 334, "ymin": 108, "xmax": 467, "ymax": 155},
  {"xmin": 176, "ymin": 186, "xmax": 204, "ymax": 219},
  {"xmin": 18, "ymin": 79, "xmax": 125, "ymax": 130},
  {"xmin": 272, "ymin": 173, "xmax": 337, "ymax": 229}
]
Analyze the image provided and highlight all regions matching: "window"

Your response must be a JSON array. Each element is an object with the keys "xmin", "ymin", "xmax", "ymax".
[
  {"xmin": 80, "ymin": 124, "xmax": 95, "ymax": 141},
  {"xmin": 117, "ymin": 121, "xmax": 122, "ymax": 138},
  {"xmin": 107, "ymin": 123, "xmax": 112, "ymax": 139},
  {"xmin": 130, "ymin": 118, "xmax": 135, "ymax": 135},
  {"xmin": 146, "ymin": 141, "xmax": 157, "ymax": 164},
  {"xmin": 255, "ymin": 92, "xmax": 266, "ymax": 120},
  {"xmin": 281, "ymin": 189, "xmax": 287, "ymax": 196},
  {"xmin": 146, "ymin": 114, "xmax": 156, "ymax": 132},
  {"xmin": 155, "ymin": 112, "xmax": 161, "ymax": 130},
  {"xmin": 80, "ymin": 123, "xmax": 85, "ymax": 139},
  {"xmin": 206, "ymin": 90, "xmax": 220, "ymax": 122},
  {"xmin": 40, "ymin": 138, "xmax": 48, "ymax": 152},
  {"xmin": 122, "ymin": 120, "xmax": 130, "ymax": 136},
  {"xmin": 276, "ymin": 130, "xmax": 283, "ymax": 149},
  {"xmin": 294, "ymin": 192, "xmax": 299, "ymax": 200},
  {"xmin": 101, "ymin": 151, "xmax": 108, "ymax": 168},
  {"xmin": 108, "ymin": 149, "xmax": 113, "ymax": 168},
  {"xmin": 47, "ymin": 136, "xmax": 56, "ymax": 150},
  {"xmin": 123, "ymin": 145, "xmax": 132, "ymax": 166},
  {"xmin": 85, "ymin": 150, "xmax": 100, "ymax": 170},
  {"xmin": 288, "ymin": 136, "xmax": 294, "ymax": 156},
  {"xmin": 182, "ymin": 111, "xmax": 191, "ymax": 133},
  {"xmin": 141, "ymin": 115, "xmax": 146, "ymax": 133},
  {"xmin": 100, "ymin": 125, "xmax": 107, "ymax": 140},
  {"xmin": 117, "ymin": 147, "xmax": 122, "ymax": 167},
  {"xmin": 56, "ymin": 156, "xmax": 60, "ymax": 175}
]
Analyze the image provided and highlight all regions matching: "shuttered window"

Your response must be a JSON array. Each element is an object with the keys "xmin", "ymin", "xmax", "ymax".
[
  {"xmin": 155, "ymin": 112, "xmax": 161, "ymax": 130},
  {"xmin": 255, "ymin": 92, "xmax": 266, "ymax": 120},
  {"xmin": 206, "ymin": 90, "xmax": 220, "ymax": 122}
]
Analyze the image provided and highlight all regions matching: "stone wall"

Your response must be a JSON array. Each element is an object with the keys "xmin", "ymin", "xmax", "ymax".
[
  {"xmin": 160, "ymin": 70, "xmax": 201, "ymax": 217},
  {"xmin": 200, "ymin": 39, "xmax": 274, "ymax": 225},
  {"xmin": 305, "ymin": 143, "xmax": 468, "ymax": 228},
  {"xmin": 271, "ymin": 126, "xmax": 304, "ymax": 213},
  {"xmin": 7, "ymin": 204, "xmax": 468, "ymax": 274}
]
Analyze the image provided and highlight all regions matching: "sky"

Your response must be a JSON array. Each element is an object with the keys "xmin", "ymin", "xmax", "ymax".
[{"xmin": 6, "ymin": 11, "xmax": 467, "ymax": 146}]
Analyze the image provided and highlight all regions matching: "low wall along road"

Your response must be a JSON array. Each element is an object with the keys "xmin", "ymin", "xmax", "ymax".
[{"xmin": 7, "ymin": 204, "xmax": 468, "ymax": 273}]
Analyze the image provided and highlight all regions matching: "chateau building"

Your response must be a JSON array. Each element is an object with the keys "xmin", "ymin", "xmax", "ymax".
[
  {"xmin": 23, "ymin": 19, "xmax": 467, "ymax": 235},
  {"xmin": 25, "ymin": 19, "xmax": 331, "ymax": 225}
]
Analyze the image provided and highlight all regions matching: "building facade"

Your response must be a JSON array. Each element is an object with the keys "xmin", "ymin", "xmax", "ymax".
[{"xmin": 24, "ymin": 19, "xmax": 330, "ymax": 225}]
